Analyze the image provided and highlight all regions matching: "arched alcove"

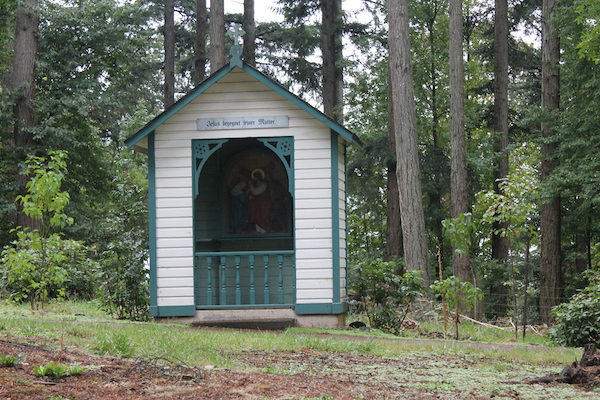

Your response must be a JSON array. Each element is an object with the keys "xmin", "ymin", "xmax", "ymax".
[{"xmin": 194, "ymin": 137, "xmax": 294, "ymax": 253}]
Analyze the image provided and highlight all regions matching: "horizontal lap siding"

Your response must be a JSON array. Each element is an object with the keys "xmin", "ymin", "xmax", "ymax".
[
  {"xmin": 295, "ymin": 135, "xmax": 334, "ymax": 303},
  {"xmin": 153, "ymin": 68, "xmax": 340, "ymax": 307},
  {"xmin": 154, "ymin": 134, "xmax": 194, "ymax": 307}
]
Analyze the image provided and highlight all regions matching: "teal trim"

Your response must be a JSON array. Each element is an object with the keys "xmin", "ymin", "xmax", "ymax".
[
  {"xmin": 195, "ymin": 251, "xmax": 295, "ymax": 307},
  {"xmin": 295, "ymin": 302, "xmax": 347, "ymax": 315},
  {"xmin": 125, "ymin": 65, "xmax": 234, "ymax": 149},
  {"xmin": 125, "ymin": 63, "xmax": 362, "ymax": 151},
  {"xmin": 229, "ymin": 43, "xmax": 243, "ymax": 68},
  {"xmin": 331, "ymin": 133, "xmax": 341, "ymax": 304},
  {"xmin": 148, "ymin": 132, "xmax": 158, "ymax": 317},
  {"xmin": 257, "ymin": 137, "xmax": 294, "ymax": 193},
  {"xmin": 343, "ymin": 144, "xmax": 349, "ymax": 300},
  {"xmin": 152, "ymin": 305, "xmax": 196, "ymax": 317}
]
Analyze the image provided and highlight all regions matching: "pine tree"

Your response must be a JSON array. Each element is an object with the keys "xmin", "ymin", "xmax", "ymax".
[{"xmin": 388, "ymin": 0, "xmax": 429, "ymax": 283}]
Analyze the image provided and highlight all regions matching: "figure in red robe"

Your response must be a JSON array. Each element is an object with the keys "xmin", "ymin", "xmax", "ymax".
[{"xmin": 249, "ymin": 169, "xmax": 271, "ymax": 233}]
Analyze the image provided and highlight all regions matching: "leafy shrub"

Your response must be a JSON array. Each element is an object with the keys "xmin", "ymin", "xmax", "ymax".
[
  {"xmin": 33, "ymin": 362, "xmax": 86, "ymax": 378},
  {"xmin": 1, "ymin": 235, "xmax": 99, "ymax": 306},
  {"xmin": 1, "ymin": 232, "xmax": 68, "ymax": 307},
  {"xmin": 0, "ymin": 151, "xmax": 97, "ymax": 308},
  {"xmin": 550, "ymin": 270, "xmax": 600, "ymax": 347},
  {"xmin": 58, "ymin": 240, "xmax": 100, "ymax": 300},
  {"xmin": 0, "ymin": 354, "xmax": 21, "ymax": 367},
  {"xmin": 96, "ymin": 156, "xmax": 149, "ymax": 321},
  {"xmin": 97, "ymin": 248, "xmax": 148, "ymax": 321},
  {"xmin": 350, "ymin": 259, "xmax": 423, "ymax": 335},
  {"xmin": 430, "ymin": 276, "xmax": 482, "ymax": 340}
]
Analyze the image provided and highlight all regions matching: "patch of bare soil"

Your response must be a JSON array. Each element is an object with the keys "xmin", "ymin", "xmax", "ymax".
[{"xmin": 0, "ymin": 337, "xmax": 598, "ymax": 400}]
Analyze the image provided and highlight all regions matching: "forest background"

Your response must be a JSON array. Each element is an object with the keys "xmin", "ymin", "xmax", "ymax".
[{"xmin": 1, "ymin": 0, "xmax": 599, "ymax": 334}]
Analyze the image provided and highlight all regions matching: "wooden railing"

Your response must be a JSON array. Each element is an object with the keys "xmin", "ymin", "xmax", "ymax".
[{"xmin": 194, "ymin": 251, "xmax": 294, "ymax": 308}]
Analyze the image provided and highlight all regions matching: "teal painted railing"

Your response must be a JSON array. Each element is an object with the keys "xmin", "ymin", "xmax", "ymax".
[{"xmin": 194, "ymin": 251, "xmax": 294, "ymax": 308}]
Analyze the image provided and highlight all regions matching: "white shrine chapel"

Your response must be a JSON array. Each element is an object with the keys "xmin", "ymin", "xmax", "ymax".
[{"xmin": 125, "ymin": 32, "xmax": 362, "ymax": 328}]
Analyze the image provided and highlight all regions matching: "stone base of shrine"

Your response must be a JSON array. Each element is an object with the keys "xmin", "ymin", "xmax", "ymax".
[{"xmin": 155, "ymin": 308, "xmax": 345, "ymax": 330}]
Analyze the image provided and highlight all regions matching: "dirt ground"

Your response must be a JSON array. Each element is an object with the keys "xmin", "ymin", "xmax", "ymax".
[{"xmin": 1, "ymin": 336, "xmax": 599, "ymax": 400}]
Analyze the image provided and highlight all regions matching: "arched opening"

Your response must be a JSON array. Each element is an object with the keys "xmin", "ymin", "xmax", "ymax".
[
  {"xmin": 193, "ymin": 138, "xmax": 295, "ymax": 307},
  {"xmin": 194, "ymin": 137, "xmax": 294, "ymax": 252}
]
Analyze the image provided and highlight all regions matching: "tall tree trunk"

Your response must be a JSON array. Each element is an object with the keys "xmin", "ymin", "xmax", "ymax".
[
  {"xmin": 5, "ymin": 0, "xmax": 40, "ymax": 230},
  {"xmin": 322, "ymin": 0, "xmax": 343, "ymax": 123},
  {"xmin": 386, "ymin": 71, "xmax": 403, "ymax": 266},
  {"xmin": 194, "ymin": 0, "xmax": 208, "ymax": 85},
  {"xmin": 388, "ymin": 0, "xmax": 430, "ymax": 284},
  {"xmin": 243, "ymin": 0, "xmax": 256, "ymax": 67},
  {"xmin": 449, "ymin": 0, "xmax": 471, "ymax": 283},
  {"xmin": 539, "ymin": 0, "xmax": 561, "ymax": 325},
  {"xmin": 164, "ymin": 0, "xmax": 175, "ymax": 108},
  {"xmin": 491, "ymin": 0, "xmax": 510, "ymax": 318},
  {"xmin": 210, "ymin": 0, "xmax": 226, "ymax": 73}
]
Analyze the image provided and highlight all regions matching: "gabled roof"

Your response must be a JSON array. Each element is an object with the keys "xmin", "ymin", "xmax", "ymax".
[{"xmin": 125, "ymin": 60, "xmax": 363, "ymax": 151}]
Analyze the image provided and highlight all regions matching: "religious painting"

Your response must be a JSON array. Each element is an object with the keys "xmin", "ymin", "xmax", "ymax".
[{"xmin": 222, "ymin": 148, "xmax": 291, "ymax": 236}]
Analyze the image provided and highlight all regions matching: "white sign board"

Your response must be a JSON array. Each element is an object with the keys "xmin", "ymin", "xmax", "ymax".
[{"xmin": 197, "ymin": 115, "xmax": 289, "ymax": 130}]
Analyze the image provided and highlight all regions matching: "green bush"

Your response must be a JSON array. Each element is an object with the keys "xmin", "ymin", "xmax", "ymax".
[
  {"xmin": 1, "ymin": 232, "xmax": 69, "ymax": 307},
  {"xmin": 1, "ymin": 235, "xmax": 99, "ymax": 305},
  {"xmin": 97, "ymin": 249, "xmax": 148, "ymax": 321},
  {"xmin": 550, "ymin": 270, "xmax": 600, "ymax": 347},
  {"xmin": 0, "ymin": 151, "xmax": 98, "ymax": 308},
  {"xmin": 350, "ymin": 258, "xmax": 423, "ymax": 335},
  {"xmin": 59, "ymin": 240, "xmax": 99, "ymax": 300},
  {"xmin": 96, "ymin": 155, "xmax": 149, "ymax": 321}
]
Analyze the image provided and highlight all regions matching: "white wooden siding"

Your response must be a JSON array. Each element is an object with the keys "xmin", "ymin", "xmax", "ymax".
[
  {"xmin": 152, "ymin": 67, "xmax": 348, "ymax": 307},
  {"xmin": 337, "ymin": 137, "xmax": 348, "ymax": 300}
]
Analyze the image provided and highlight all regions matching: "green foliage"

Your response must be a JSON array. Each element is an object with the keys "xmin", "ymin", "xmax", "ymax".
[
  {"xmin": 549, "ymin": 270, "xmax": 600, "ymax": 347},
  {"xmin": 351, "ymin": 259, "xmax": 423, "ymax": 335},
  {"xmin": 475, "ymin": 166, "xmax": 539, "ymax": 240},
  {"xmin": 33, "ymin": 0, "xmax": 160, "ymax": 257},
  {"xmin": 442, "ymin": 213, "xmax": 476, "ymax": 255},
  {"xmin": 18, "ymin": 151, "xmax": 73, "ymax": 234},
  {"xmin": 574, "ymin": 0, "xmax": 600, "ymax": 62},
  {"xmin": 2, "ymin": 231, "xmax": 68, "ymax": 306},
  {"xmin": 96, "ymin": 153, "xmax": 149, "ymax": 321},
  {"xmin": 94, "ymin": 333, "xmax": 135, "ymax": 358},
  {"xmin": 431, "ymin": 276, "xmax": 483, "ymax": 339},
  {"xmin": 33, "ymin": 363, "xmax": 68, "ymax": 378},
  {"xmin": 0, "ymin": 353, "xmax": 21, "ymax": 367},
  {"xmin": 345, "ymin": 51, "xmax": 389, "ymax": 261},
  {"xmin": 0, "ymin": 151, "xmax": 99, "ymax": 306},
  {"xmin": 551, "ymin": 1, "xmax": 600, "ymax": 298},
  {"xmin": 0, "ymin": 151, "xmax": 96, "ymax": 308},
  {"xmin": 33, "ymin": 362, "xmax": 86, "ymax": 378},
  {"xmin": 57, "ymin": 240, "xmax": 99, "ymax": 300},
  {"xmin": 1, "ymin": 233, "xmax": 99, "ymax": 303},
  {"xmin": 0, "ymin": 0, "xmax": 15, "ymax": 80}
]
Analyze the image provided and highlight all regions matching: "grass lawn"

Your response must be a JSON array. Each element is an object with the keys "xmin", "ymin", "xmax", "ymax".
[{"xmin": 0, "ymin": 301, "xmax": 597, "ymax": 399}]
